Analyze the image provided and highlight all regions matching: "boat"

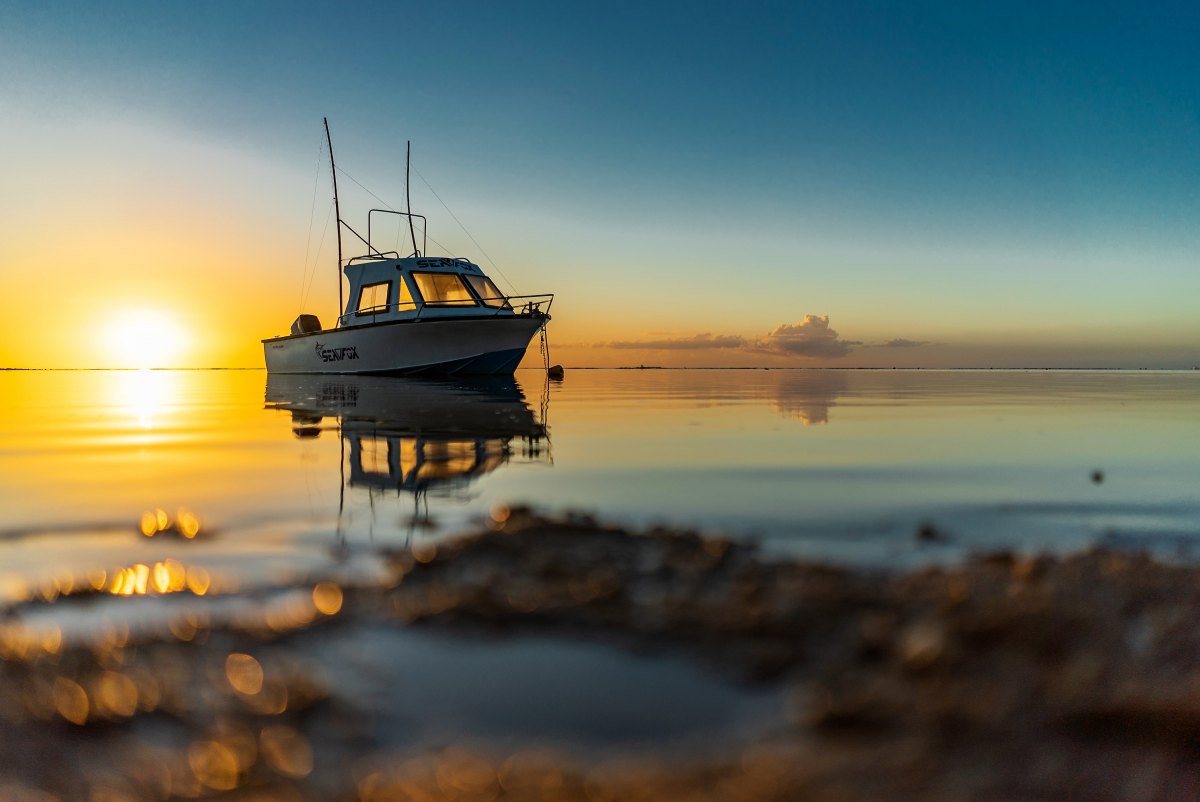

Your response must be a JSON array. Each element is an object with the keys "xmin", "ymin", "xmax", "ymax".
[
  {"xmin": 264, "ymin": 373, "xmax": 550, "ymax": 500},
  {"xmin": 263, "ymin": 119, "xmax": 553, "ymax": 376}
]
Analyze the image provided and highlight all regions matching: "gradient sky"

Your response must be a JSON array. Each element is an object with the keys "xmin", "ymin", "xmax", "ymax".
[{"xmin": 2, "ymin": 1, "xmax": 1198, "ymax": 368}]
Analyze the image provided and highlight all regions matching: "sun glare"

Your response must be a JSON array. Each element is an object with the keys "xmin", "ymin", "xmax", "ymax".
[
  {"xmin": 102, "ymin": 310, "xmax": 187, "ymax": 368},
  {"xmin": 108, "ymin": 368, "xmax": 180, "ymax": 430}
]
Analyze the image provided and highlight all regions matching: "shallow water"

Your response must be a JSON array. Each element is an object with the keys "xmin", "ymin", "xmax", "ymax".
[
  {"xmin": 1, "ymin": 367, "xmax": 1199, "ymax": 611},
  {"xmin": 1, "ymin": 367, "xmax": 1198, "ymax": 776}
]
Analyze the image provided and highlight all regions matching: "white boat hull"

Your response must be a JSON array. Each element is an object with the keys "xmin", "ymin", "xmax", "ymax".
[{"xmin": 263, "ymin": 316, "xmax": 545, "ymax": 375}]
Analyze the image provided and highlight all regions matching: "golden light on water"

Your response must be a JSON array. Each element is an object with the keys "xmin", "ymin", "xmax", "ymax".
[
  {"xmin": 259, "ymin": 725, "xmax": 314, "ymax": 778},
  {"xmin": 140, "ymin": 507, "xmax": 202, "ymax": 538},
  {"xmin": 188, "ymin": 740, "xmax": 241, "ymax": 792},
  {"xmin": 53, "ymin": 676, "xmax": 90, "ymax": 726},
  {"xmin": 188, "ymin": 566, "xmax": 212, "ymax": 595},
  {"xmin": 107, "ymin": 560, "xmax": 209, "ymax": 596},
  {"xmin": 312, "ymin": 582, "xmax": 343, "ymax": 616},
  {"xmin": 42, "ymin": 627, "xmax": 62, "ymax": 654},
  {"xmin": 225, "ymin": 653, "xmax": 264, "ymax": 695},
  {"xmin": 101, "ymin": 309, "xmax": 187, "ymax": 368},
  {"xmin": 109, "ymin": 367, "xmax": 181, "ymax": 430},
  {"xmin": 94, "ymin": 671, "xmax": 139, "ymax": 718},
  {"xmin": 178, "ymin": 509, "xmax": 201, "ymax": 537}
]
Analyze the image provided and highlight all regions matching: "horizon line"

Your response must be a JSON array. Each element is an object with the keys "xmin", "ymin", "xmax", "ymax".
[{"xmin": 3, "ymin": 366, "xmax": 1198, "ymax": 373}]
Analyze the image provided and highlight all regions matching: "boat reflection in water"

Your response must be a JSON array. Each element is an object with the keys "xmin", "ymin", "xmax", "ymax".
[{"xmin": 265, "ymin": 375, "xmax": 550, "ymax": 535}]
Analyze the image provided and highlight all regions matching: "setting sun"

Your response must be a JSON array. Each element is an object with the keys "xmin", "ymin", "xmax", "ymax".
[{"xmin": 101, "ymin": 309, "xmax": 188, "ymax": 368}]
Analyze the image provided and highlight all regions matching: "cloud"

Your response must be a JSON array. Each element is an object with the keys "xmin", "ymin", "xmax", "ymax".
[
  {"xmin": 749, "ymin": 315, "xmax": 860, "ymax": 358},
  {"xmin": 597, "ymin": 315, "xmax": 863, "ymax": 359},
  {"xmin": 604, "ymin": 333, "xmax": 747, "ymax": 350},
  {"xmin": 875, "ymin": 338, "xmax": 930, "ymax": 348}
]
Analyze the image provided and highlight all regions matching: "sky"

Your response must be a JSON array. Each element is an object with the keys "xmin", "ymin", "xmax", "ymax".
[{"xmin": 1, "ymin": 0, "xmax": 1198, "ymax": 368}]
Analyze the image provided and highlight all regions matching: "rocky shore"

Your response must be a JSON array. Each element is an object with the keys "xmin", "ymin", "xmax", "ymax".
[{"xmin": 3, "ymin": 508, "xmax": 1200, "ymax": 800}]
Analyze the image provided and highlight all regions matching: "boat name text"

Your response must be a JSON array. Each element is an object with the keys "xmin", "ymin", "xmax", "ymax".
[
  {"xmin": 314, "ymin": 342, "xmax": 360, "ymax": 362},
  {"xmin": 414, "ymin": 258, "xmax": 480, "ymax": 273}
]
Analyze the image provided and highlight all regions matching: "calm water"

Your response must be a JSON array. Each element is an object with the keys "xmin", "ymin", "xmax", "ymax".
[
  {"xmin": 2, "ymin": 368, "xmax": 1199, "ymax": 611},
  {"xmin": 1, "ymin": 367, "xmax": 1198, "ymax": 762}
]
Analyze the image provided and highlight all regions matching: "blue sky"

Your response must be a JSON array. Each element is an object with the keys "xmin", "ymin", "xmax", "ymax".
[{"xmin": 2, "ymin": 1, "xmax": 1198, "ymax": 367}]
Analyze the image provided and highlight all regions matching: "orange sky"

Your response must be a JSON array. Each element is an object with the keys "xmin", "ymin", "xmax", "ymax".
[{"xmin": 2, "ymin": 56, "xmax": 1197, "ymax": 369}]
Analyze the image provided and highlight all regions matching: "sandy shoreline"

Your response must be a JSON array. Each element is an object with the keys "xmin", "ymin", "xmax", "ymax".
[{"xmin": 3, "ymin": 508, "xmax": 1199, "ymax": 799}]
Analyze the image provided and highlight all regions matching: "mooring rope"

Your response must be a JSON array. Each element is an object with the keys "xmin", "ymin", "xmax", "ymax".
[
  {"xmin": 299, "ymin": 200, "xmax": 335, "ymax": 312},
  {"xmin": 328, "ymin": 160, "xmax": 518, "ymax": 297},
  {"xmin": 297, "ymin": 134, "xmax": 326, "ymax": 315},
  {"xmin": 411, "ymin": 165, "xmax": 518, "ymax": 295},
  {"xmin": 335, "ymin": 166, "xmax": 458, "ymax": 257}
]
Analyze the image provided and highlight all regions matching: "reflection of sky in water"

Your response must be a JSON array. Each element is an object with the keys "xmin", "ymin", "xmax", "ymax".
[
  {"xmin": 0, "ymin": 367, "xmax": 1197, "ymax": 765},
  {"xmin": 0, "ymin": 368, "xmax": 1199, "ymax": 614},
  {"xmin": 311, "ymin": 627, "xmax": 784, "ymax": 754},
  {"xmin": 768, "ymin": 370, "xmax": 847, "ymax": 425}
]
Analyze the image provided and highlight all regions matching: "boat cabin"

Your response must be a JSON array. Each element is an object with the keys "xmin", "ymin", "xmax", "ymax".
[
  {"xmin": 342, "ymin": 256, "xmax": 515, "ymax": 325},
  {"xmin": 290, "ymin": 256, "xmax": 529, "ymax": 336}
]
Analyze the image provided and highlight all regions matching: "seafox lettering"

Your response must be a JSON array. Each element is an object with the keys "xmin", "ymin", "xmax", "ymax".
[
  {"xmin": 313, "ymin": 342, "xmax": 360, "ymax": 362},
  {"xmin": 415, "ymin": 258, "xmax": 479, "ymax": 272}
]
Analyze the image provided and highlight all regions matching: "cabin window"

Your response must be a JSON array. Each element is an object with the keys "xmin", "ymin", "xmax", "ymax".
[
  {"xmin": 417, "ymin": 440, "xmax": 478, "ymax": 480},
  {"xmin": 357, "ymin": 436, "xmax": 390, "ymax": 477},
  {"xmin": 465, "ymin": 275, "xmax": 511, "ymax": 309},
  {"xmin": 412, "ymin": 272, "xmax": 476, "ymax": 307},
  {"xmin": 356, "ymin": 281, "xmax": 391, "ymax": 314},
  {"xmin": 397, "ymin": 276, "xmax": 417, "ymax": 310}
]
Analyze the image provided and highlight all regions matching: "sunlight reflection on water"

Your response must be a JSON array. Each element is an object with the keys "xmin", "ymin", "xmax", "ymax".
[
  {"xmin": 0, "ymin": 368, "xmax": 1198, "ymax": 797},
  {"xmin": 0, "ymin": 368, "xmax": 1197, "ymax": 635}
]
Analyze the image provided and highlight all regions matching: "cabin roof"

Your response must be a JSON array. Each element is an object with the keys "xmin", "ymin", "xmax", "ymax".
[{"xmin": 344, "ymin": 256, "xmax": 484, "ymax": 278}]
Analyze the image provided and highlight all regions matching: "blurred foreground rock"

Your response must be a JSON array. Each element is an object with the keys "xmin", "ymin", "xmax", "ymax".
[{"xmin": 5, "ymin": 509, "xmax": 1200, "ymax": 799}]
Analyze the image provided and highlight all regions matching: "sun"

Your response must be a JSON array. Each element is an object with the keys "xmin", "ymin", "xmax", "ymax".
[{"xmin": 102, "ymin": 309, "xmax": 188, "ymax": 368}]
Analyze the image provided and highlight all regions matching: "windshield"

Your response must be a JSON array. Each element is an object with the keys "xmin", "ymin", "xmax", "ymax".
[
  {"xmin": 411, "ymin": 272, "xmax": 476, "ymax": 307},
  {"xmin": 465, "ymin": 275, "xmax": 511, "ymax": 309}
]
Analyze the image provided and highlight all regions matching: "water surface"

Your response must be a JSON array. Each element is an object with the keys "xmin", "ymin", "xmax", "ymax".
[
  {"xmin": 1, "ymin": 367, "xmax": 1197, "ymax": 764},
  {"xmin": 1, "ymin": 368, "xmax": 1198, "ymax": 612}
]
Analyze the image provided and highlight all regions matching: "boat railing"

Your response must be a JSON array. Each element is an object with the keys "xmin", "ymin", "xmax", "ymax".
[
  {"xmin": 465, "ymin": 294, "xmax": 555, "ymax": 318},
  {"xmin": 368, "ymin": 209, "xmax": 428, "ymax": 257},
  {"xmin": 336, "ymin": 294, "xmax": 553, "ymax": 327},
  {"xmin": 345, "ymin": 253, "xmax": 403, "ymax": 267}
]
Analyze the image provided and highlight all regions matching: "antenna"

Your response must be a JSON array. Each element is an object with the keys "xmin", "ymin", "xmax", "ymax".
[
  {"xmin": 324, "ymin": 117, "xmax": 345, "ymax": 318},
  {"xmin": 406, "ymin": 141, "xmax": 419, "ymax": 257}
]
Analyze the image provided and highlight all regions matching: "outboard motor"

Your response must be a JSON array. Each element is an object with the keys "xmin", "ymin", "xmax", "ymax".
[{"xmin": 291, "ymin": 314, "xmax": 322, "ymax": 336}]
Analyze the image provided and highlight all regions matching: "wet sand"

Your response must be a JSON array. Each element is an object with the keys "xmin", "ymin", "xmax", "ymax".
[{"xmin": 4, "ymin": 508, "xmax": 1200, "ymax": 800}]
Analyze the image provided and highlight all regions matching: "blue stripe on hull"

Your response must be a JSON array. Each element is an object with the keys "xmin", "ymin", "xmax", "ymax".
[{"xmin": 363, "ymin": 347, "xmax": 529, "ymax": 377}]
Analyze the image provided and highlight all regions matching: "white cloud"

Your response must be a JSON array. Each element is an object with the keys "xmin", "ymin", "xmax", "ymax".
[{"xmin": 749, "ymin": 315, "xmax": 860, "ymax": 358}]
